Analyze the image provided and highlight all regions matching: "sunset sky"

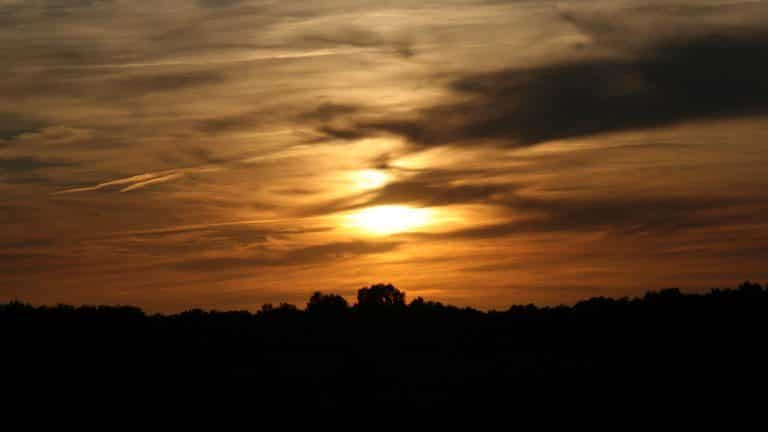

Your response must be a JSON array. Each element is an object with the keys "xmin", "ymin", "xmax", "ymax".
[{"xmin": 1, "ymin": 0, "xmax": 767, "ymax": 311}]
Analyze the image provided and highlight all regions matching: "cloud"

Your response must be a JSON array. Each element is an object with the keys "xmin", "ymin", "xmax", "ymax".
[
  {"xmin": 11, "ymin": 126, "xmax": 93, "ymax": 147},
  {"xmin": 0, "ymin": 112, "xmax": 44, "ymax": 141},
  {"xmin": 0, "ymin": 238, "xmax": 56, "ymax": 250},
  {"xmin": 558, "ymin": 1, "xmax": 768, "ymax": 52},
  {"xmin": 299, "ymin": 103, "xmax": 362, "ymax": 122},
  {"xmin": 196, "ymin": 0, "xmax": 243, "ymax": 8},
  {"xmin": 321, "ymin": 29, "xmax": 768, "ymax": 148},
  {"xmin": 119, "ymin": 172, "xmax": 185, "ymax": 192},
  {"xmin": 0, "ymin": 156, "xmax": 74, "ymax": 173},
  {"xmin": 324, "ymin": 157, "xmax": 768, "ymax": 240},
  {"xmin": 171, "ymin": 240, "xmax": 400, "ymax": 272},
  {"xmin": 54, "ymin": 166, "xmax": 220, "ymax": 194},
  {"xmin": 369, "ymin": 177, "xmax": 510, "ymax": 208},
  {"xmin": 298, "ymin": 26, "xmax": 415, "ymax": 58},
  {"xmin": 341, "ymin": 169, "xmax": 515, "ymax": 211},
  {"xmin": 107, "ymin": 220, "xmax": 331, "ymax": 242},
  {"xmin": 96, "ymin": 226, "xmax": 273, "ymax": 257},
  {"xmin": 113, "ymin": 69, "xmax": 225, "ymax": 96},
  {"xmin": 427, "ymin": 193, "xmax": 768, "ymax": 239},
  {"xmin": 194, "ymin": 109, "xmax": 286, "ymax": 134},
  {"xmin": 55, "ymin": 172, "xmax": 170, "ymax": 194}
]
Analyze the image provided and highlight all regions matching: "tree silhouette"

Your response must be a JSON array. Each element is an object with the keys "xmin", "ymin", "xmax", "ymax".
[
  {"xmin": 4, "ymin": 280, "xmax": 768, "ymax": 410},
  {"xmin": 738, "ymin": 280, "xmax": 763, "ymax": 296},
  {"xmin": 357, "ymin": 283, "xmax": 405, "ymax": 308},
  {"xmin": 307, "ymin": 292, "xmax": 349, "ymax": 314}
]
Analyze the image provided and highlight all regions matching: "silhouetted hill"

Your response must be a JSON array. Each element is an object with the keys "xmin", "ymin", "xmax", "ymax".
[{"xmin": 4, "ymin": 282, "xmax": 768, "ymax": 410}]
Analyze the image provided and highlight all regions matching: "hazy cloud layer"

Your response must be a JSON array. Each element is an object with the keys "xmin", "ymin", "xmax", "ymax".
[{"xmin": 171, "ymin": 240, "xmax": 401, "ymax": 271}]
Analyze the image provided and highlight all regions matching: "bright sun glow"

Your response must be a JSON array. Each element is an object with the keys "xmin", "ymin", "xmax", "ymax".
[
  {"xmin": 351, "ymin": 169, "xmax": 390, "ymax": 190},
  {"xmin": 346, "ymin": 205, "xmax": 432, "ymax": 235}
]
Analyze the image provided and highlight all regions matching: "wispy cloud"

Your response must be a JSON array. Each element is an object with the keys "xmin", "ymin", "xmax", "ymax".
[
  {"xmin": 55, "ymin": 166, "xmax": 220, "ymax": 194},
  {"xmin": 171, "ymin": 240, "xmax": 401, "ymax": 272}
]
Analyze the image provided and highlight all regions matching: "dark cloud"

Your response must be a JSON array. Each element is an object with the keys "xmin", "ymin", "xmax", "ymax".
[
  {"xmin": 300, "ymin": 103, "xmax": 362, "ymax": 122},
  {"xmin": 0, "ymin": 67, "xmax": 226, "ymax": 104},
  {"xmin": 0, "ymin": 0, "xmax": 114, "ymax": 15},
  {"xmin": 195, "ymin": 102, "xmax": 357, "ymax": 135},
  {"xmin": 0, "ymin": 238, "xmax": 56, "ymax": 250},
  {"xmin": 358, "ymin": 170, "xmax": 513, "ymax": 208},
  {"xmin": 323, "ymin": 30, "xmax": 768, "ymax": 147},
  {"xmin": 121, "ymin": 223, "xmax": 330, "ymax": 242},
  {"xmin": 271, "ymin": 187, "xmax": 322, "ymax": 196},
  {"xmin": 115, "ymin": 70, "xmax": 225, "ymax": 96},
  {"xmin": 196, "ymin": 0, "xmax": 244, "ymax": 8},
  {"xmin": 428, "ymin": 194, "xmax": 768, "ymax": 239},
  {"xmin": 0, "ymin": 113, "xmax": 44, "ymax": 141},
  {"xmin": 0, "ymin": 156, "xmax": 74, "ymax": 173},
  {"xmin": 293, "ymin": 168, "xmax": 514, "ymax": 217},
  {"xmin": 195, "ymin": 111, "xmax": 268, "ymax": 134},
  {"xmin": 133, "ymin": 226, "xmax": 268, "ymax": 245},
  {"xmin": 42, "ymin": 0, "xmax": 113, "ymax": 7},
  {"xmin": 171, "ymin": 240, "xmax": 400, "ymax": 272}
]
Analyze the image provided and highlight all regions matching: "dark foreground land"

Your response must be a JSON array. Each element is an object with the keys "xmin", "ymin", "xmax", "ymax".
[{"xmin": 4, "ymin": 282, "xmax": 768, "ymax": 409}]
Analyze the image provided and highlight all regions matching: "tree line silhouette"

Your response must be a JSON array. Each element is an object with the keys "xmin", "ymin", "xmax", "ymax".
[{"xmin": 4, "ymin": 281, "xmax": 768, "ymax": 408}]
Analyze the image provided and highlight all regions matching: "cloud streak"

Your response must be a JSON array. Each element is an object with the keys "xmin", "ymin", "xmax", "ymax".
[
  {"xmin": 171, "ymin": 240, "xmax": 400, "ymax": 272},
  {"xmin": 55, "ymin": 166, "xmax": 220, "ymax": 194}
]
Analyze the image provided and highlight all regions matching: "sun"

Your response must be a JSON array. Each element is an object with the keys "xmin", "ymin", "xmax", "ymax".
[
  {"xmin": 351, "ymin": 169, "xmax": 390, "ymax": 190},
  {"xmin": 346, "ymin": 205, "xmax": 432, "ymax": 235}
]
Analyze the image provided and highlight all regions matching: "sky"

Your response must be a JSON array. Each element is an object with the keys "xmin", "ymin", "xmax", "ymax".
[{"xmin": 1, "ymin": 0, "xmax": 767, "ymax": 312}]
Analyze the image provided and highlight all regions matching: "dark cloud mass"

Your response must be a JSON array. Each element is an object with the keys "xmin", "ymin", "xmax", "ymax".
[{"xmin": 326, "ymin": 31, "xmax": 768, "ymax": 147}]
